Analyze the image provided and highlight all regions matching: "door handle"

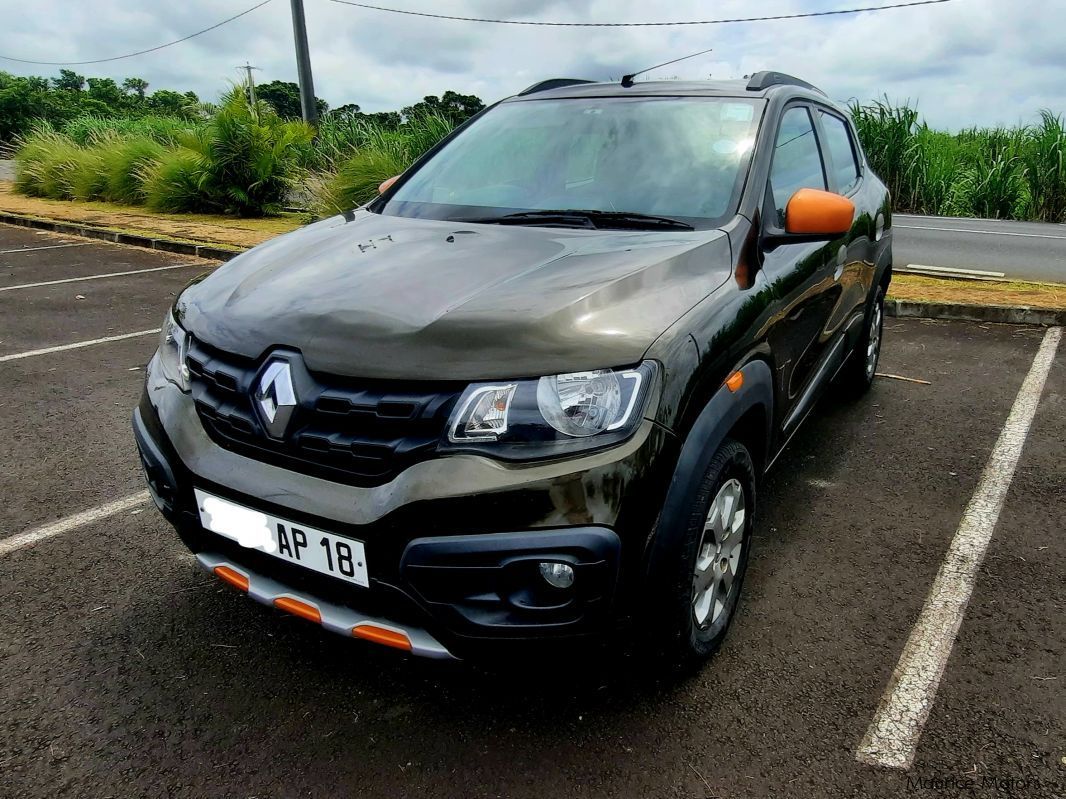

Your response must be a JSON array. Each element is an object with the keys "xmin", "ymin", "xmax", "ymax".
[{"xmin": 833, "ymin": 245, "xmax": 847, "ymax": 281}]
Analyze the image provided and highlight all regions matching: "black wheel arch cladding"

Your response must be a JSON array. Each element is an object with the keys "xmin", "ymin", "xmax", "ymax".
[{"xmin": 643, "ymin": 358, "xmax": 772, "ymax": 589}]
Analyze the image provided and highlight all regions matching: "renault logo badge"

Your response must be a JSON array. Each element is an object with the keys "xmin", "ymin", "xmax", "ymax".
[{"xmin": 254, "ymin": 360, "xmax": 297, "ymax": 439}]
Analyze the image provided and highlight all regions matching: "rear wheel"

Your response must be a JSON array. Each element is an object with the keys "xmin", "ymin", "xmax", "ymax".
[{"xmin": 839, "ymin": 286, "xmax": 884, "ymax": 396}]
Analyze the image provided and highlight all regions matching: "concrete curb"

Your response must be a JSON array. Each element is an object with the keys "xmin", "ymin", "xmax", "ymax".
[
  {"xmin": 2, "ymin": 210, "xmax": 1064, "ymax": 326},
  {"xmin": 886, "ymin": 298, "xmax": 1066, "ymax": 326},
  {"xmin": 0, "ymin": 211, "xmax": 243, "ymax": 263}
]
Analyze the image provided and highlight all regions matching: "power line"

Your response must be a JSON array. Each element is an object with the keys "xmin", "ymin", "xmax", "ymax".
[
  {"xmin": 328, "ymin": 0, "xmax": 955, "ymax": 27},
  {"xmin": 0, "ymin": 0, "xmax": 275, "ymax": 66}
]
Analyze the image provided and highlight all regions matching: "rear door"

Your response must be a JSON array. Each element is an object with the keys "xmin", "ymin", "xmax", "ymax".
[
  {"xmin": 759, "ymin": 104, "xmax": 842, "ymax": 432},
  {"xmin": 812, "ymin": 107, "xmax": 876, "ymax": 343}
]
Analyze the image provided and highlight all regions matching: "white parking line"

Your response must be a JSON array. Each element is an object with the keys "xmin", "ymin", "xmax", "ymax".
[
  {"xmin": 857, "ymin": 326, "xmax": 1062, "ymax": 770},
  {"xmin": 0, "ymin": 492, "xmax": 150, "ymax": 557},
  {"xmin": 0, "ymin": 242, "xmax": 91, "ymax": 255},
  {"xmin": 0, "ymin": 262, "xmax": 201, "ymax": 292},
  {"xmin": 900, "ymin": 264, "xmax": 1006, "ymax": 279},
  {"xmin": 0, "ymin": 329, "xmax": 160, "ymax": 362}
]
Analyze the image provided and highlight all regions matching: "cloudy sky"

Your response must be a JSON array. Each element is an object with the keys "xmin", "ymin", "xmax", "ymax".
[{"xmin": 1, "ymin": 0, "xmax": 1062, "ymax": 129}]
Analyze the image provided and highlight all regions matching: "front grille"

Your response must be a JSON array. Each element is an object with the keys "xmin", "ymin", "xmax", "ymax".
[{"xmin": 186, "ymin": 338, "xmax": 463, "ymax": 486}]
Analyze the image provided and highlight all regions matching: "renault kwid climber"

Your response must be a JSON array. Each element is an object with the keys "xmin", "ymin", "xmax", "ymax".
[{"xmin": 134, "ymin": 72, "xmax": 891, "ymax": 667}]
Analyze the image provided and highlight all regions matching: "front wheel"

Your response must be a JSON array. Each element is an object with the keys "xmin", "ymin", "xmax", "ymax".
[{"xmin": 651, "ymin": 438, "xmax": 756, "ymax": 669}]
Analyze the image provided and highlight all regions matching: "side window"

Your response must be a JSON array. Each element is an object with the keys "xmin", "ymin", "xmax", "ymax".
[
  {"xmin": 819, "ymin": 111, "xmax": 861, "ymax": 194},
  {"xmin": 769, "ymin": 107, "xmax": 826, "ymax": 225}
]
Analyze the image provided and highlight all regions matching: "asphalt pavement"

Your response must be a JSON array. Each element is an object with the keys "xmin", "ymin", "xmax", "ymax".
[
  {"xmin": 0, "ymin": 224, "xmax": 1064, "ymax": 798},
  {"xmin": 894, "ymin": 213, "xmax": 1066, "ymax": 284}
]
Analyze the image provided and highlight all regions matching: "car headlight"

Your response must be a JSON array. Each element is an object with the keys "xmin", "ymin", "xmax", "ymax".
[
  {"xmin": 157, "ymin": 310, "xmax": 190, "ymax": 392},
  {"xmin": 443, "ymin": 361, "xmax": 657, "ymax": 459}
]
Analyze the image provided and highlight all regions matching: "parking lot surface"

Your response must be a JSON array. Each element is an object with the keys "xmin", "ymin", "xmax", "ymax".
[{"xmin": 0, "ymin": 224, "xmax": 1063, "ymax": 798}]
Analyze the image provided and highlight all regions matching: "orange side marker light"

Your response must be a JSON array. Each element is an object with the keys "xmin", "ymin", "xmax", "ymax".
[
  {"xmin": 213, "ymin": 565, "xmax": 249, "ymax": 592},
  {"xmin": 725, "ymin": 371, "xmax": 744, "ymax": 393},
  {"xmin": 352, "ymin": 624, "xmax": 413, "ymax": 651},
  {"xmin": 274, "ymin": 596, "xmax": 323, "ymax": 624}
]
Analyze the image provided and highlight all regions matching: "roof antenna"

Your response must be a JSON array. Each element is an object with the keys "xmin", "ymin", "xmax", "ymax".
[{"xmin": 621, "ymin": 47, "xmax": 714, "ymax": 87}]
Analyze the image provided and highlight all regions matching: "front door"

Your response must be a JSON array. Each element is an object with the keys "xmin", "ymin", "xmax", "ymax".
[{"xmin": 759, "ymin": 105, "xmax": 842, "ymax": 432}]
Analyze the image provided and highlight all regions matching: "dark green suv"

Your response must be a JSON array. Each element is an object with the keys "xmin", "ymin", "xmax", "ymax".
[{"xmin": 134, "ymin": 72, "xmax": 891, "ymax": 667}]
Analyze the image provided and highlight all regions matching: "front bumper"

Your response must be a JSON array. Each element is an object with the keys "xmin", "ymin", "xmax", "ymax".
[
  {"xmin": 196, "ymin": 551, "xmax": 457, "ymax": 659},
  {"xmin": 135, "ymin": 362, "xmax": 678, "ymax": 659}
]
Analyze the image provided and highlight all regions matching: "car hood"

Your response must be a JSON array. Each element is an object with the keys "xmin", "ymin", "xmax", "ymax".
[{"xmin": 177, "ymin": 210, "xmax": 732, "ymax": 380}]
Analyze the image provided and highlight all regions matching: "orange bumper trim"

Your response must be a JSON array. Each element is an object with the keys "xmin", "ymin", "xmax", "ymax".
[
  {"xmin": 353, "ymin": 624, "xmax": 413, "ymax": 651},
  {"xmin": 213, "ymin": 565, "xmax": 249, "ymax": 592},
  {"xmin": 274, "ymin": 596, "xmax": 323, "ymax": 624}
]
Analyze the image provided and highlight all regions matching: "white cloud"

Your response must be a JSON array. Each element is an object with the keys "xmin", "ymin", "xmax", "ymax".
[{"xmin": 1, "ymin": 0, "xmax": 1063, "ymax": 128}]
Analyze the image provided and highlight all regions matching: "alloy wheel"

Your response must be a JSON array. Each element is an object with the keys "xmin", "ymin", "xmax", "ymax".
[
  {"xmin": 865, "ymin": 300, "xmax": 883, "ymax": 380},
  {"xmin": 692, "ymin": 478, "xmax": 746, "ymax": 629}
]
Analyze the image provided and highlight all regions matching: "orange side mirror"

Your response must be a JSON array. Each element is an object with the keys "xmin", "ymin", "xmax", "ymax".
[
  {"xmin": 784, "ymin": 188, "xmax": 855, "ymax": 236},
  {"xmin": 377, "ymin": 175, "xmax": 400, "ymax": 194}
]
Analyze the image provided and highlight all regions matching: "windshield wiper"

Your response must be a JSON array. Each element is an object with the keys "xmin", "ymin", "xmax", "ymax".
[{"xmin": 466, "ymin": 209, "xmax": 694, "ymax": 231}]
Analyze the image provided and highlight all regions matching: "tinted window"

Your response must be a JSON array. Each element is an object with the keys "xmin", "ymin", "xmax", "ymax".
[
  {"xmin": 384, "ymin": 97, "xmax": 763, "ymax": 227},
  {"xmin": 819, "ymin": 111, "xmax": 860, "ymax": 193},
  {"xmin": 769, "ymin": 107, "xmax": 825, "ymax": 225}
]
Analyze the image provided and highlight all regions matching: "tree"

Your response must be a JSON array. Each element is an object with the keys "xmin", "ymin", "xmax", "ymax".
[
  {"xmin": 401, "ymin": 91, "xmax": 483, "ymax": 124},
  {"xmin": 86, "ymin": 77, "xmax": 124, "ymax": 109},
  {"xmin": 329, "ymin": 103, "xmax": 361, "ymax": 117},
  {"xmin": 53, "ymin": 69, "xmax": 85, "ymax": 92},
  {"xmin": 0, "ymin": 71, "xmax": 103, "ymax": 141},
  {"xmin": 256, "ymin": 80, "xmax": 327, "ymax": 119},
  {"xmin": 361, "ymin": 110, "xmax": 401, "ymax": 130},
  {"xmin": 122, "ymin": 77, "xmax": 149, "ymax": 100},
  {"xmin": 147, "ymin": 89, "xmax": 192, "ymax": 117}
]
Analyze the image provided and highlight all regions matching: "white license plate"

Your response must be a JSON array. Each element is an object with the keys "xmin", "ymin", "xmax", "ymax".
[{"xmin": 194, "ymin": 489, "xmax": 369, "ymax": 587}]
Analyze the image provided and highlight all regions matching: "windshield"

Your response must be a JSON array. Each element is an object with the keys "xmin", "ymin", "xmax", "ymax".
[{"xmin": 380, "ymin": 96, "xmax": 764, "ymax": 229}]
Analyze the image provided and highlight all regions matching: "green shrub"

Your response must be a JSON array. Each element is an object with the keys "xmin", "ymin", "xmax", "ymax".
[
  {"xmin": 143, "ymin": 89, "xmax": 313, "ymax": 216},
  {"xmin": 68, "ymin": 144, "xmax": 109, "ymax": 200},
  {"xmin": 946, "ymin": 152, "xmax": 1030, "ymax": 219},
  {"xmin": 1024, "ymin": 111, "xmax": 1066, "ymax": 223},
  {"xmin": 62, "ymin": 113, "xmax": 198, "ymax": 146},
  {"xmin": 901, "ymin": 127, "xmax": 961, "ymax": 215},
  {"xmin": 100, "ymin": 135, "xmax": 166, "ymax": 204},
  {"xmin": 851, "ymin": 100, "xmax": 1066, "ymax": 222},
  {"xmin": 311, "ymin": 113, "xmax": 454, "ymax": 215},
  {"xmin": 850, "ymin": 98, "xmax": 919, "ymax": 207},
  {"xmin": 141, "ymin": 147, "xmax": 203, "ymax": 213},
  {"xmin": 14, "ymin": 128, "xmax": 85, "ymax": 199},
  {"xmin": 314, "ymin": 147, "xmax": 407, "ymax": 214}
]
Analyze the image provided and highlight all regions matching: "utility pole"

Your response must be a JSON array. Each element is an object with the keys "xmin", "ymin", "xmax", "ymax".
[
  {"xmin": 290, "ymin": 0, "xmax": 318, "ymax": 125},
  {"xmin": 239, "ymin": 61, "xmax": 261, "ymax": 108}
]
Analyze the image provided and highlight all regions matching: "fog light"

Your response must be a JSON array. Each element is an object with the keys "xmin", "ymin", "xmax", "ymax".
[{"xmin": 538, "ymin": 562, "xmax": 575, "ymax": 589}]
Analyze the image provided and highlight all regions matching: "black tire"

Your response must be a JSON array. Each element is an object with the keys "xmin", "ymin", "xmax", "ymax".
[
  {"xmin": 838, "ymin": 285, "xmax": 885, "ymax": 397},
  {"xmin": 652, "ymin": 438, "xmax": 756, "ymax": 670}
]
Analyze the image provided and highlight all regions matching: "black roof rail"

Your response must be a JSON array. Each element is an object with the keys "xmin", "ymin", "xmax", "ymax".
[
  {"xmin": 517, "ymin": 78, "xmax": 596, "ymax": 96},
  {"xmin": 746, "ymin": 71, "xmax": 826, "ymax": 97}
]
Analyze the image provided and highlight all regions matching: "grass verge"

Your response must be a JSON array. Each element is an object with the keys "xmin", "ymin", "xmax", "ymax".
[
  {"xmin": 0, "ymin": 181, "xmax": 302, "ymax": 248},
  {"xmin": 888, "ymin": 274, "xmax": 1066, "ymax": 310}
]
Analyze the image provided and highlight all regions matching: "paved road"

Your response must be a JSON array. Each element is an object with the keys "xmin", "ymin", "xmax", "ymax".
[
  {"xmin": 894, "ymin": 214, "xmax": 1066, "ymax": 284},
  {"xmin": 0, "ymin": 225, "xmax": 1064, "ymax": 798}
]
